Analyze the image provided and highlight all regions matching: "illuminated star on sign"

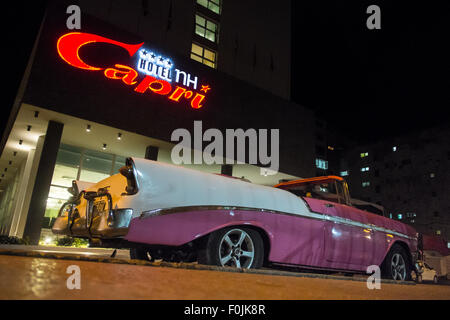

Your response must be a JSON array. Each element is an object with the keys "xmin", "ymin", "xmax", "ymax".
[
  {"xmin": 163, "ymin": 59, "xmax": 172, "ymax": 69},
  {"xmin": 200, "ymin": 85, "xmax": 211, "ymax": 93}
]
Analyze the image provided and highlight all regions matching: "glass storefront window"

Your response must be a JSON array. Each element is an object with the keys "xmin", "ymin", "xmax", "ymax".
[
  {"xmin": 44, "ymin": 198, "xmax": 66, "ymax": 218},
  {"xmin": 56, "ymin": 144, "xmax": 82, "ymax": 167},
  {"xmin": 113, "ymin": 155, "xmax": 126, "ymax": 175},
  {"xmin": 48, "ymin": 185, "xmax": 72, "ymax": 200},
  {"xmin": 51, "ymin": 164, "xmax": 78, "ymax": 187},
  {"xmin": 44, "ymin": 144, "xmax": 120, "ymax": 219},
  {"xmin": 79, "ymin": 149, "xmax": 113, "ymax": 183}
]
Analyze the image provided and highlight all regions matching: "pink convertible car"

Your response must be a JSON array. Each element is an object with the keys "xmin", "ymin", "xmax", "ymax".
[{"xmin": 52, "ymin": 158, "xmax": 419, "ymax": 281}]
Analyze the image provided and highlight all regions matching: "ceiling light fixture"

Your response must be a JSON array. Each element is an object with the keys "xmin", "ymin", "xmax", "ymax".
[
  {"xmin": 102, "ymin": 143, "xmax": 107, "ymax": 150},
  {"xmin": 117, "ymin": 133, "xmax": 122, "ymax": 140},
  {"xmin": 86, "ymin": 124, "xmax": 91, "ymax": 132}
]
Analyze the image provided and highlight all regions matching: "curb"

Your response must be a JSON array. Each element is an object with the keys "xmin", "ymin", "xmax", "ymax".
[{"xmin": 0, "ymin": 248, "xmax": 415, "ymax": 285}]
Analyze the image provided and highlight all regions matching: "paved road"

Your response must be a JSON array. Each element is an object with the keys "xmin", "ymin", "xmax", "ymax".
[{"xmin": 0, "ymin": 253, "xmax": 449, "ymax": 300}]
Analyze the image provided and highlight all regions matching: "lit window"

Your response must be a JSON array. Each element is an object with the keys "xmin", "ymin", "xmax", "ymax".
[
  {"xmin": 436, "ymin": 230, "xmax": 441, "ymax": 235},
  {"xmin": 197, "ymin": 0, "xmax": 221, "ymax": 14},
  {"xmin": 447, "ymin": 242, "xmax": 450, "ymax": 249},
  {"xmin": 361, "ymin": 167, "xmax": 370, "ymax": 172},
  {"xmin": 327, "ymin": 146, "xmax": 334, "ymax": 151},
  {"xmin": 362, "ymin": 181, "xmax": 370, "ymax": 187},
  {"xmin": 315, "ymin": 158, "xmax": 328, "ymax": 170},
  {"xmin": 430, "ymin": 173, "xmax": 435, "ymax": 178},
  {"xmin": 191, "ymin": 43, "xmax": 217, "ymax": 68},
  {"xmin": 340, "ymin": 170, "xmax": 349, "ymax": 176},
  {"xmin": 389, "ymin": 213, "xmax": 393, "ymax": 219},
  {"xmin": 360, "ymin": 152, "xmax": 369, "ymax": 158},
  {"xmin": 392, "ymin": 146, "xmax": 397, "ymax": 152},
  {"xmin": 397, "ymin": 213, "xmax": 402, "ymax": 220},
  {"xmin": 195, "ymin": 14, "xmax": 218, "ymax": 43}
]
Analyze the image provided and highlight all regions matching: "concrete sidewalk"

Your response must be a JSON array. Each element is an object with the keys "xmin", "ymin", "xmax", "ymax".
[
  {"xmin": 1, "ymin": 254, "xmax": 450, "ymax": 300},
  {"xmin": 0, "ymin": 244, "xmax": 130, "ymax": 259}
]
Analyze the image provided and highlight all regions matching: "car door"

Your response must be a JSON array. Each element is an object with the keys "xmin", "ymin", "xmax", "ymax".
[{"xmin": 323, "ymin": 202, "xmax": 379, "ymax": 270}]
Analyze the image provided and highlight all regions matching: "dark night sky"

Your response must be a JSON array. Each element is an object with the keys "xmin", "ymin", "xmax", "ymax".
[
  {"xmin": 291, "ymin": 1, "xmax": 450, "ymax": 144},
  {"xmin": 2, "ymin": 1, "xmax": 449, "ymax": 145}
]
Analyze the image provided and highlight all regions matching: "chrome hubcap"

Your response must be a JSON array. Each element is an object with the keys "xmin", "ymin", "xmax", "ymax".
[
  {"xmin": 219, "ymin": 229, "xmax": 254, "ymax": 269},
  {"xmin": 391, "ymin": 253, "xmax": 406, "ymax": 280}
]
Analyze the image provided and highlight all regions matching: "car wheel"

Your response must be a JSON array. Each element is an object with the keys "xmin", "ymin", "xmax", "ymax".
[
  {"xmin": 130, "ymin": 246, "xmax": 154, "ymax": 261},
  {"xmin": 382, "ymin": 244, "xmax": 411, "ymax": 281},
  {"xmin": 199, "ymin": 227, "xmax": 264, "ymax": 269}
]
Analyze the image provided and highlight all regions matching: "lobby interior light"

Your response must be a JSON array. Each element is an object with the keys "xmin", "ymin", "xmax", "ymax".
[
  {"xmin": 117, "ymin": 133, "xmax": 122, "ymax": 140},
  {"xmin": 102, "ymin": 143, "xmax": 107, "ymax": 150},
  {"xmin": 86, "ymin": 124, "xmax": 91, "ymax": 132}
]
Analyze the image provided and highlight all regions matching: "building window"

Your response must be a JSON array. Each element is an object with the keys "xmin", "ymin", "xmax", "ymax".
[
  {"xmin": 430, "ymin": 173, "xmax": 435, "ymax": 178},
  {"xmin": 315, "ymin": 158, "xmax": 328, "ymax": 170},
  {"xmin": 360, "ymin": 152, "xmax": 369, "ymax": 158},
  {"xmin": 340, "ymin": 170, "xmax": 349, "ymax": 177},
  {"xmin": 392, "ymin": 146, "xmax": 397, "ymax": 152},
  {"xmin": 362, "ymin": 181, "xmax": 370, "ymax": 187},
  {"xmin": 361, "ymin": 166, "xmax": 370, "ymax": 172},
  {"xmin": 436, "ymin": 230, "xmax": 441, "ymax": 235},
  {"xmin": 191, "ymin": 43, "xmax": 217, "ymax": 68},
  {"xmin": 397, "ymin": 213, "xmax": 402, "ymax": 220},
  {"xmin": 197, "ymin": 0, "xmax": 221, "ymax": 15},
  {"xmin": 195, "ymin": 14, "xmax": 218, "ymax": 43}
]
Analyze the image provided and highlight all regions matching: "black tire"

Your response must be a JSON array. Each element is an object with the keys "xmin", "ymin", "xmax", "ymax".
[
  {"xmin": 198, "ymin": 226, "xmax": 264, "ymax": 269},
  {"xmin": 130, "ymin": 246, "xmax": 154, "ymax": 261},
  {"xmin": 381, "ymin": 244, "xmax": 412, "ymax": 281}
]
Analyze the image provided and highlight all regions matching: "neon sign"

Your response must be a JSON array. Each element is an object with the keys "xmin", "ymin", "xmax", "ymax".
[{"xmin": 56, "ymin": 32, "xmax": 210, "ymax": 109}]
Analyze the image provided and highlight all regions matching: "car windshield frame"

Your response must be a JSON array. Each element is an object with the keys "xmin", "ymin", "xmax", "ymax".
[{"xmin": 275, "ymin": 176, "xmax": 350, "ymax": 205}]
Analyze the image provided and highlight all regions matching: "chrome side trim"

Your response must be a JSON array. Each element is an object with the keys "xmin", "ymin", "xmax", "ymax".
[{"xmin": 140, "ymin": 205, "xmax": 416, "ymax": 241}]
